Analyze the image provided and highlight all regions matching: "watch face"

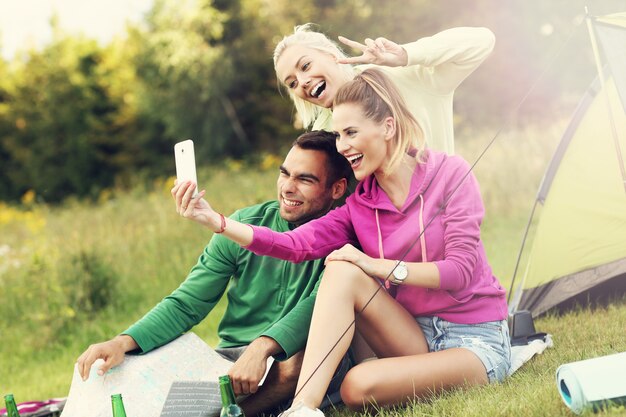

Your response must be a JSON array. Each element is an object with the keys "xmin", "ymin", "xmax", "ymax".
[{"xmin": 393, "ymin": 262, "xmax": 408, "ymax": 281}]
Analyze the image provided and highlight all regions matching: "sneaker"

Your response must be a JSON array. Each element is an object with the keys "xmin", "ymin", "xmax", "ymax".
[{"xmin": 279, "ymin": 402, "xmax": 325, "ymax": 417}]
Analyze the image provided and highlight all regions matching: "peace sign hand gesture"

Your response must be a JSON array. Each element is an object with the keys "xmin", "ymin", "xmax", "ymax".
[{"xmin": 337, "ymin": 36, "xmax": 408, "ymax": 67}]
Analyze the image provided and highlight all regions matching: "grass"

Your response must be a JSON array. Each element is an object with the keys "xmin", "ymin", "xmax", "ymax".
[
  {"xmin": 2, "ymin": 122, "xmax": 626, "ymax": 416},
  {"xmin": 0, "ymin": 167, "xmax": 277, "ymax": 401},
  {"xmin": 343, "ymin": 300, "xmax": 625, "ymax": 417}
]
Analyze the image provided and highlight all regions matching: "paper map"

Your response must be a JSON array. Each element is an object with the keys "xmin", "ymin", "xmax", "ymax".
[{"xmin": 61, "ymin": 333, "xmax": 232, "ymax": 417}]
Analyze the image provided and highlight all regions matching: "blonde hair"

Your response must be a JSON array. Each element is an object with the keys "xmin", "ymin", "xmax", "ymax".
[
  {"xmin": 333, "ymin": 68, "xmax": 425, "ymax": 174},
  {"xmin": 273, "ymin": 23, "xmax": 354, "ymax": 128}
]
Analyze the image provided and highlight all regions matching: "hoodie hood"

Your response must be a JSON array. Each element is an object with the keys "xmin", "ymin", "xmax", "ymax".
[{"xmin": 351, "ymin": 150, "xmax": 444, "ymax": 213}]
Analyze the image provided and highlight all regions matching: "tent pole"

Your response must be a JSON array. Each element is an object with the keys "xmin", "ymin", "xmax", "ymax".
[
  {"xmin": 507, "ymin": 198, "xmax": 540, "ymax": 308},
  {"xmin": 585, "ymin": 8, "xmax": 626, "ymax": 194}
]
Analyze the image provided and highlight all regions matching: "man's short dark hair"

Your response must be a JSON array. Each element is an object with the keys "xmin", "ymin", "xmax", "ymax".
[{"xmin": 293, "ymin": 131, "xmax": 353, "ymax": 187}]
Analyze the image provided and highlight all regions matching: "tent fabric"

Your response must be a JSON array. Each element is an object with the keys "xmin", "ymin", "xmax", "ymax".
[
  {"xmin": 520, "ymin": 77, "xmax": 626, "ymax": 291},
  {"xmin": 511, "ymin": 12, "xmax": 626, "ymax": 316},
  {"xmin": 519, "ymin": 258, "xmax": 626, "ymax": 316},
  {"xmin": 595, "ymin": 14, "xmax": 626, "ymax": 112}
]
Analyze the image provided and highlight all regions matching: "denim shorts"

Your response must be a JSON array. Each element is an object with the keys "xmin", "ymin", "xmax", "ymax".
[{"xmin": 416, "ymin": 316, "xmax": 511, "ymax": 383}]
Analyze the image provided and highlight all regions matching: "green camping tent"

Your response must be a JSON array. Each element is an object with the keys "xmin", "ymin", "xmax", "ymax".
[{"xmin": 509, "ymin": 12, "xmax": 626, "ymax": 317}]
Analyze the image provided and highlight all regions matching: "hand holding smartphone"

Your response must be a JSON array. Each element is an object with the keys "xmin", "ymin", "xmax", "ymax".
[{"xmin": 174, "ymin": 139, "xmax": 199, "ymax": 196}]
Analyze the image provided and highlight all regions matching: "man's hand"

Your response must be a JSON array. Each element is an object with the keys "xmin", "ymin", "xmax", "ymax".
[
  {"xmin": 171, "ymin": 180, "xmax": 222, "ymax": 230},
  {"xmin": 76, "ymin": 335, "xmax": 138, "ymax": 381},
  {"xmin": 228, "ymin": 337, "xmax": 281, "ymax": 396}
]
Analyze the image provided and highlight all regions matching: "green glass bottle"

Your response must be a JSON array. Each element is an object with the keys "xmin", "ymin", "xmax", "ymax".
[
  {"xmin": 219, "ymin": 375, "xmax": 245, "ymax": 417},
  {"xmin": 3, "ymin": 394, "xmax": 20, "ymax": 417},
  {"xmin": 111, "ymin": 393, "xmax": 127, "ymax": 417}
]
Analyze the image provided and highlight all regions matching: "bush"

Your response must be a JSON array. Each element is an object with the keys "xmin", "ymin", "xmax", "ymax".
[{"xmin": 65, "ymin": 251, "xmax": 117, "ymax": 317}]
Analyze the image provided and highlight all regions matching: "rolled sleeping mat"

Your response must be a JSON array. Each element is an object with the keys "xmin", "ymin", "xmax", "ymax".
[{"xmin": 556, "ymin": 351, "xmax": 626, "ymax": 414}]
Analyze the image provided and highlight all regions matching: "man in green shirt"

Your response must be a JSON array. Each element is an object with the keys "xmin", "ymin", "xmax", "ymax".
[{"xmin": 76, "ymin": 131, "xmax": 352, "ymax": 415}]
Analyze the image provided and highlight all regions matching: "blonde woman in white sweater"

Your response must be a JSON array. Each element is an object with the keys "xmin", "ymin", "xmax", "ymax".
[{"xmin": 274, "ymin": 25, "xmax": 495, "ymax": 155}]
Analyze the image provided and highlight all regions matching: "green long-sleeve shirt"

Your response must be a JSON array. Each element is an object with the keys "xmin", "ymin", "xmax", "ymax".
[{"xmin": 124, "ymin": 201, "xmax": 325, "ymax": 360}]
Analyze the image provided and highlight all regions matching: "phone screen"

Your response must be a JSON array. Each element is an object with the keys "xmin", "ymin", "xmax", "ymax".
[{"xmin": 174, "ymin": 139, "xmax": 199, "ymax": 195}]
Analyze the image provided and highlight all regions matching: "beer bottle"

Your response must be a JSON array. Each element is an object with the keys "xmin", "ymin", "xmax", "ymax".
[
  {"xmin": 218, "ymin": 375, "xmax": 244, "ymax": 417},
  {"xmin": 3, "ymin": 394, "xmax": 20, "ymax": 417},
  {"xmin": 111, "ymin": 393, "xmax": 128, "ymax": 417}
]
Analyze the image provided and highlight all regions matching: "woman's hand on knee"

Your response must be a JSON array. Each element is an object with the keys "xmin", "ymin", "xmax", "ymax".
[{"xmin": 325, "ymin": 244, "xmax": 382, "ymax": 278}]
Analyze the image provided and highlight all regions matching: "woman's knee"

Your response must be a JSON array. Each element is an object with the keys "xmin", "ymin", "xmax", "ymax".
[
  {"xmin": 320, "ymin": 261, "xmax": 384, "ymax": 312},
  {"xmin": 339, "ymin": 367, "xmax": 376, "ymax": 410},
  {"xmin": 321, "ymin": 261, "xmax": 377, "ymax": 293}
]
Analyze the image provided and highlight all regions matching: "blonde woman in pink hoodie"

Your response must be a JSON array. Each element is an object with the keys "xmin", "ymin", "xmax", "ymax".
[{"xmin": 173, "ymin": 68, "xmax": 510, "ymax": 415}]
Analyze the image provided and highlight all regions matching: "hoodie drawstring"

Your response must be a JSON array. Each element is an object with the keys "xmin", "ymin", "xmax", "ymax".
[
  {"xmin": 375, "ymin": 195, "xmax": 428, "ymax": 289},
  {"xmin": 375, "ymin": 208, "xmax": 385, "ymax": 260},
  {"xmin": 419, "ymin": 194, "xmax": 428, "ymax": 262},
  {"xmin": 375, "ymin": 208, "xmax": 390, "ymax": 289}
]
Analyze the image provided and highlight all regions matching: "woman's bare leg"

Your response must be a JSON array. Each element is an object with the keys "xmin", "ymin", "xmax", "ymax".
[
  {"xmin": 292, "ymin": 261, "xmax": 428, "ymax": 408},
  {"xmin": 340, "ymin": 349, "xmax": 488, "ymax": 410},
  {"xmin": 350, "ymin": 330, "xmax": 376, "ymax": 363}
]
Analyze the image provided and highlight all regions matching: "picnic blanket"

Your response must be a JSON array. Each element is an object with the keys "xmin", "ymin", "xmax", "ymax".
[{"xmin": 509, "ymin": 334, "xmax": 553, "ymax": 375}]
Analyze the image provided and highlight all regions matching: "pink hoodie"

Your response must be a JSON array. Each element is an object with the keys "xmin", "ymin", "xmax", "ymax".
[{"xmin": 246, "ymin": 151, "xmax": 508, "ymax": 324}]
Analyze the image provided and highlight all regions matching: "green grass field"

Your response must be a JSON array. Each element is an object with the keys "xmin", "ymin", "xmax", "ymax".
[{"xmin": 1, "ymin": 123, "xmax": 625, "ymax": 416}]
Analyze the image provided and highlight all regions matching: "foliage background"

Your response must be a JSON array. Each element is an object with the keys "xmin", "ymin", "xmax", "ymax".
[
  {"xmin": 1, "ymin": 0, "xmax": 625, "ymax": 203},
  {"xmin": 2, "ymin": 1, "xmax": 626, "ymax": 415}
]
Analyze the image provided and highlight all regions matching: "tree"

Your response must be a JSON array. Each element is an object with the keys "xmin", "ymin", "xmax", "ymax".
[
  {"xmin": 0, "ymin": 33, "xmax": 139, "ymax": 202},
  {"xmin": 130, "ymin": 0, "xmax": 240, "ymax": 162},
  {"xmin": 0, "ymin": 58, "xmax": 15, "ymax": 198}
]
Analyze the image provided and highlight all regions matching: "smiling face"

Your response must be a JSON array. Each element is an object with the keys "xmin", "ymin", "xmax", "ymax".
[
  {"xmin": 275, "ymin": 44, "xmax": 351, "ymax": 109},
  {"xmin": 332, "ymin": 103, "xmax": 393, "ymax": 181},
  {"xmin": 276, "ymin": 146, "xmax": 339, "ymax": 226}
]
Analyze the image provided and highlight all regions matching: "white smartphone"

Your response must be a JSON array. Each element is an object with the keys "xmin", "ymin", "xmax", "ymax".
[{"xmin": 174, "ymin": 139, "xmax": 199, "ymax": 196}]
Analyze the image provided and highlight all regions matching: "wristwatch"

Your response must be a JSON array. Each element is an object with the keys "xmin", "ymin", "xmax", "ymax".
[{"xmin": 391, "ymin": 261, "xmax": 408, "ymax": 285}]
